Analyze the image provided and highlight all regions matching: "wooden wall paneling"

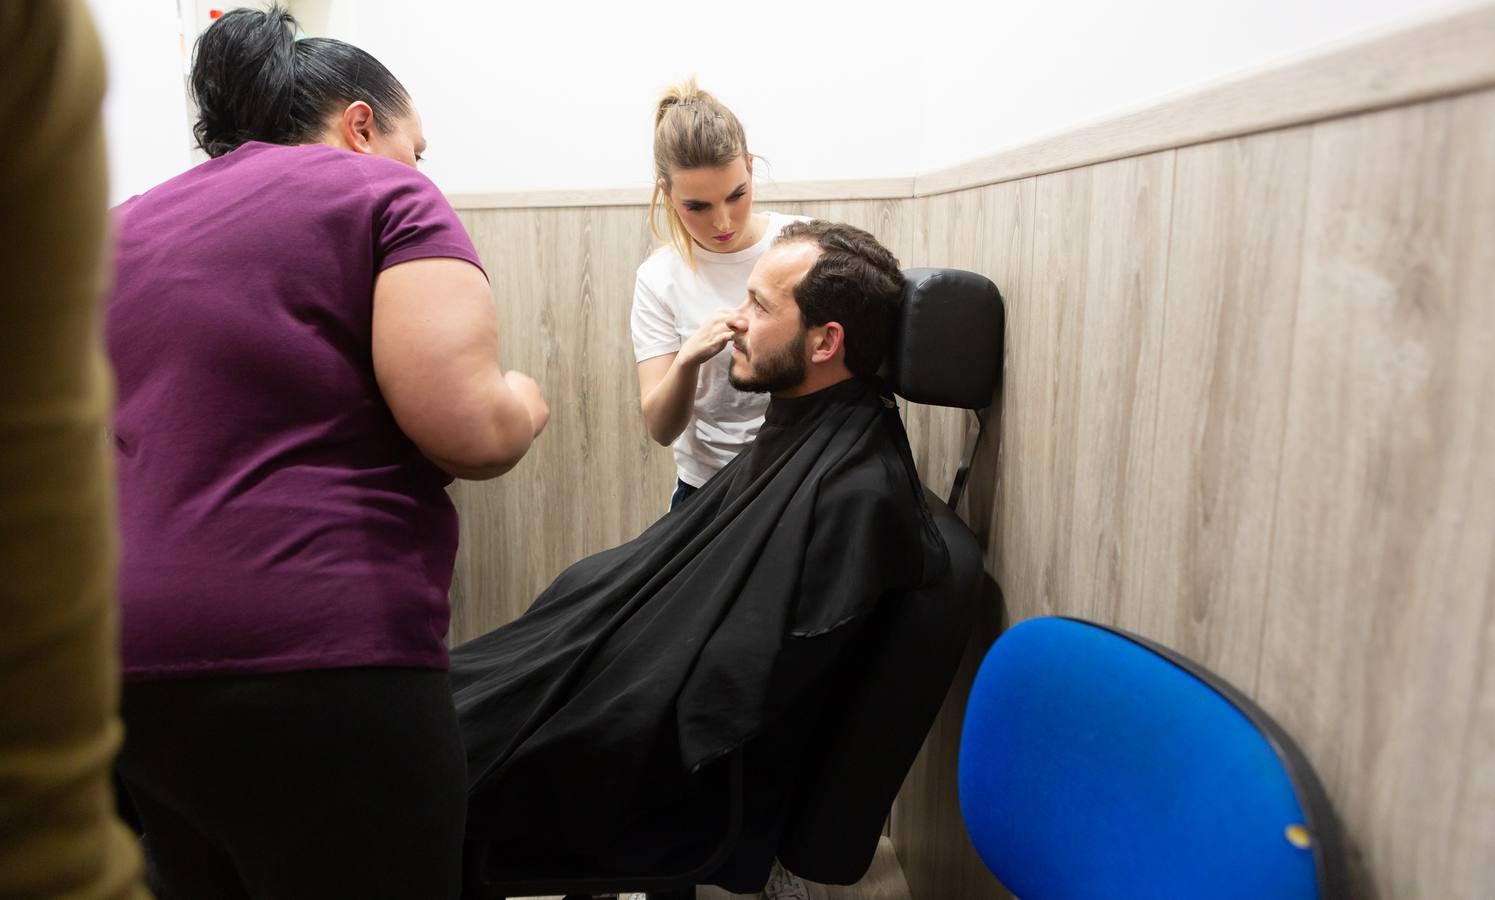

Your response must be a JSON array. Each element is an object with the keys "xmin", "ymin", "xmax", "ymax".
[
  {"xmin": 505, "ymin": 208, "xmax": 588, "ymax": 619},
  {"xmin": 570, "ymin": 206, "xmax": 677, "ymax": 555},
  {"xmin": 445, "ymin": 177, "xmax": 915, "ymax": 211},
  {"xmin": 535, "ymin": 207, "xmax": 614, "ymax": 594},
  {"xmin": 448, "ymin": 208, "xmax": 545, "ymax": 642},
  {"xmin": 1134, "ymin": 129, "xmax": 1313, "ymax": 691},
  {"xmin": 1068, "ymin": 151, "xmax": 1176, "ymax": 630},
  {"xmin": 449, "ymin": 206, "xmax": 674, "ymax": 644},
  {"xmin": 1255, "ymin": 91, "xmax": 1495, "ymax": 900},
  {"xmin": 1439, "ymin": 96, "xmax": 1495, "ymax": 897},
  {"xmin": 900, "ymin": 397, "xmax": 970, "ymax": 523},
  {"xmin": 898, "ymin": 396, "xmax": 967, "ymax": 512},
  {"xmin": 1019, "ymin": 153, "xmax": 1177, "ymax": 628},
  {"xmin": 915, "ymin": 179, "xmax": 1040, "ymax": 565},
  {"xmin": 448, "ymin": 186, "xmax": 652, "ymax": 210},
  {"xmin": 772, "ymin": 197, "xmax": 916, "ymax": 263},
  {"xmin": 888, "ymin": 179, "xmax": 1036, "ymax": 900},
  {"xmin": 753, "ymin": 178, "xmax": 916, "ymax": 204},
  {"xmin": 994, "ymin": 164, "xmax": 1095, "ymax": 624}
]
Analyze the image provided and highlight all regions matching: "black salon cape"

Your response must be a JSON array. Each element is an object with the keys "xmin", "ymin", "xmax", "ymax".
[{"xmin": 451, "ymin": 377, "xmax": 947, "ymax": 885}]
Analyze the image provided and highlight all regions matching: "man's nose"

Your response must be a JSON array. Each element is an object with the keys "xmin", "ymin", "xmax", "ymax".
[{"xmin": 726, "ymin": 311, "xmax": 748, "ymax": 333}]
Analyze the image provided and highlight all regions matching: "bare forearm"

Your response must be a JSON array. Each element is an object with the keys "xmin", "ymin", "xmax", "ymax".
[
  {"xmin": 640, "ymin": 357, "xmax": 701, "ymax": 446},
  {"xmin": 449, "ymin": 388, "xmax": 534, "ymax": 479},
  {"xmin": 426, "ymin": 371, "xmax": 547, "ymax": 482}
]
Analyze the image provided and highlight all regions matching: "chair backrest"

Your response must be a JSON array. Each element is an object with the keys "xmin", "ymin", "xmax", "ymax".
[
  {"xmin": 959, "ymin": 617, "xmax": 1347, "ymax": 900},
  {"xmin": 777, "ymin": 490, "xmax": 984, "ymax": 883},
  {"xmin": 883, "ymin": 266, "xmax": 1005, "ymax": 407},
  {"xmin": 775, "ymin": 267, "xmax": 1004, "ymax": 883}
]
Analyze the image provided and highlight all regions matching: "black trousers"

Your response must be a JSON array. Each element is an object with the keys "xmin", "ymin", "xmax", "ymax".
[{"xmin": 117, "ymin": 666, "xmax": 467, "ymax": 900}]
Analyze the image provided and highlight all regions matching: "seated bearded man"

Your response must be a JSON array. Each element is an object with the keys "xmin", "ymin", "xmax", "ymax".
[{"xmin": 452, "ymin": 220, "xmax": 947, "ymax": 891}]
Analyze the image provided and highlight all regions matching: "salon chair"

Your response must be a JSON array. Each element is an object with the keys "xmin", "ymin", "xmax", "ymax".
[
  {"xmin": 959, "ymin": 617, "xmax": 1348, "ymax": 899},
  {"xmin": 463, "ymin": 267, "xmax": 1005, "ymax": 900}
]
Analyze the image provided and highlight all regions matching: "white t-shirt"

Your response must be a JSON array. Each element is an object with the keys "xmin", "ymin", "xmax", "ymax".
[{"xmin": 631, "ymin": 211, "xmax": 809, "ymax": 487}]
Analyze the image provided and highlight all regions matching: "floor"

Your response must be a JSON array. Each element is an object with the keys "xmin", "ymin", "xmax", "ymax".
[
  {"xmin": 698, "ymin": 837, "xmax": 913, "ymax": 900},
  {"xmin": 515, "ymin": 835, "xmax": 915, "ymax": 900}
]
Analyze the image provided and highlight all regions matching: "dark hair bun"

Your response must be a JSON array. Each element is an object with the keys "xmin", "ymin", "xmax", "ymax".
[
  {"xmin": 190, "ymin": 6, "xmax": 298, "ymax": 158},
  {"xmin": 188, "ymin": 4, "xmax": 410, "ymax": 160}
]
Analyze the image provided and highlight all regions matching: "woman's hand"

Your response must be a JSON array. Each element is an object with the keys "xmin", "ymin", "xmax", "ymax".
[{"xmin": 676, "ymin": 309, "xmax": 737, "ymax": 367}]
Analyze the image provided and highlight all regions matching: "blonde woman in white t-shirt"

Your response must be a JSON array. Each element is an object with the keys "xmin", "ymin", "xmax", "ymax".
[{"xmin": 631, "ymin": 79, "xmax": 808, "ymax": 509}]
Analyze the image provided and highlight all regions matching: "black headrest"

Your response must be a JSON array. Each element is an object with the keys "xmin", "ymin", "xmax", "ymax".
[{"xmin": 882, "ymin": 268, "xmax": 1005, "ymax": 409}]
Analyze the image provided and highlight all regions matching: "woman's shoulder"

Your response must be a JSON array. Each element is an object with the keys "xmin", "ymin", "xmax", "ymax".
[
  {"xmin": 203, "ymin": 142, "xmax": 439, "ymax": 201},
  {"xmin": 337, "ymin": 148, "xmax": 444, "ymax": 198},
  {"xmin": 635, "ymin": 241, "xmax": 689, "ymax": 284}
]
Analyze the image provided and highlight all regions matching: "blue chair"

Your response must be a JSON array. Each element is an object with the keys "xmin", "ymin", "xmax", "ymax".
[{"xmin": 959, "ymin": 617, "xmax": 1346, "ymax": 899}]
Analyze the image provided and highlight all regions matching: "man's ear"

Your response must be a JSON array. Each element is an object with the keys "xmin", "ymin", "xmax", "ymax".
[
  {"xmin": 809, "ymin": 322, "xmax": 845, "ymax": 364},
  {"xmin": 338, "ymin": 101, "xmax": 377, "ymax": 154}
]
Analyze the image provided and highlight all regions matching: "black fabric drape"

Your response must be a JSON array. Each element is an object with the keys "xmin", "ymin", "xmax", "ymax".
[{"xmin": 452, "ymin": 376, "xmax": 946, "ymax": 878}]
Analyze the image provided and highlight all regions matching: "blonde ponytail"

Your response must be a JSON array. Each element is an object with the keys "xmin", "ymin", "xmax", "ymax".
[{"xmin": 648, "ymin": 77, "xmax": 749, "ymax": 269}]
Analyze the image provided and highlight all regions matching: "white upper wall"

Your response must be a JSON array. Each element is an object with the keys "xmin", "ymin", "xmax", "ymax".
[
  {"xmin": 912, "ymin": 0, "xmax": 1453, "ymax": 174},
  {"xmin": 88, "ymin": 0, "xmax": 1463, "ymax": 201},
  {"xmin": 294, "ymin": 0, "xmax": 922, "ymax": 194},
  {"xmin": 85, "ymin": 0, "xmax": 195, "ymax": 206}
]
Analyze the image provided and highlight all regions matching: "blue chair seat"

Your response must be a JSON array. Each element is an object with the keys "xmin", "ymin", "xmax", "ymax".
[{"xmin": 959, "ymin": 617, "xmax": 1345, "ymax": 899}]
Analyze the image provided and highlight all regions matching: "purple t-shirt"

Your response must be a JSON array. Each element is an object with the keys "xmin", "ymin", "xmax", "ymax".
[{"xmin": 107, "ymin": 141, "xmax": 484, "ymax": 680}]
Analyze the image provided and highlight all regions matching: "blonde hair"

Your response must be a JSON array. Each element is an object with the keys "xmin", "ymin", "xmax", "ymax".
[{"xmin": 649, "ymin": 77, "xmax": 750, "ymax": 269}]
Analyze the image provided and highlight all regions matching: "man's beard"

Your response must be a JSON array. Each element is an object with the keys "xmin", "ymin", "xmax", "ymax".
[{"xmin": 728, "ymin": 329, "xmax": 808, "ymax": 394}]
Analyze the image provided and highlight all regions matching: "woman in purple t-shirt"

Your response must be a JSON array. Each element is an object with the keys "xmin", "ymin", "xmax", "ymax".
[{"xmin": 105, "ymin": 7, "xmax": 546, "ymax": 897}]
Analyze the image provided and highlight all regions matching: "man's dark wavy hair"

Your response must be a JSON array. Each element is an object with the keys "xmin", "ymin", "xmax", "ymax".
[{"xmin": 775, "ymin": 220, "xmax": 903, "ymax": 377}]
